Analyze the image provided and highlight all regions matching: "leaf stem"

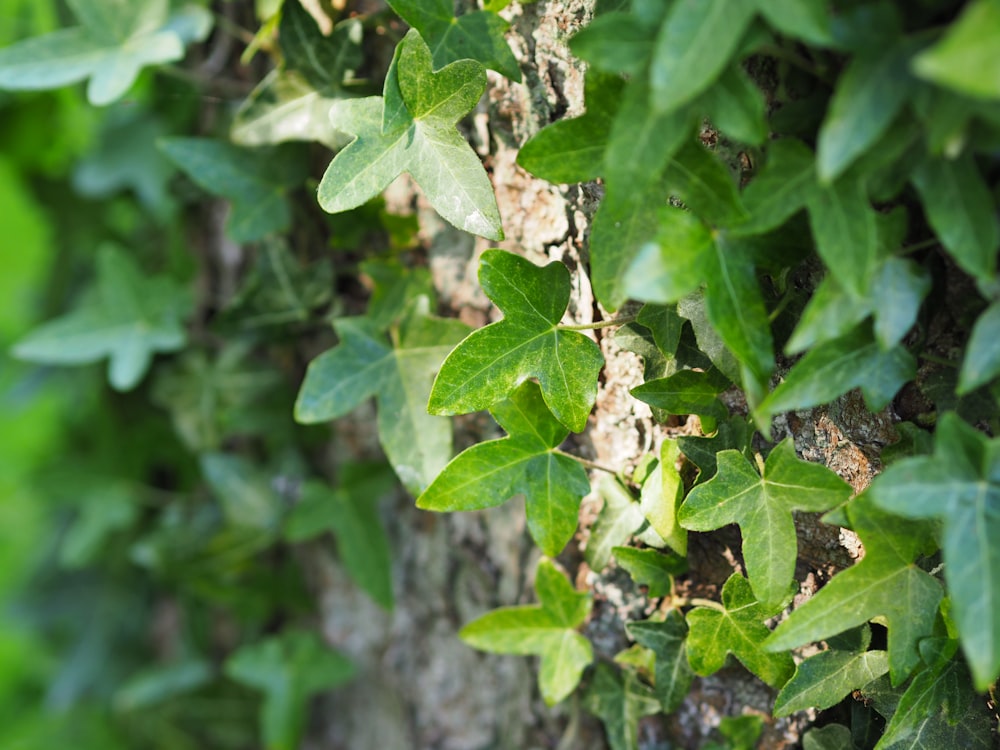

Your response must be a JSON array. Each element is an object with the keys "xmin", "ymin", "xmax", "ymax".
[
  {"xmin": 558, "ymin": 314, "xmax": 638, "ymax": 332},
  {"xmin": 675, "ymin": 596, "xmax": 727, "ymax": 613},
  {"xmin": 554, "ymin": 449, "xmax": 620, "ymax": 475},
  {"xmin": 920, "ymin": 352, "xmax": 959, "ymax": 368}
]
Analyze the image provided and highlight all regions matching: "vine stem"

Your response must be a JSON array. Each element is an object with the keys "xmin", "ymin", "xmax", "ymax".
[
  {"xmin": 553, "ymin": 449, "xmax": 620, "ymax": 476},
  {"xmin": 558, "ymin": 314, "xmax": 638, "ymax": 332},
  {"xmin": 675, "ymin": 596, "xmax": 727, "ymax": 613},
  {"xmin": 920, "ymin": 352, "xmax": 959, "ymax": 368}
]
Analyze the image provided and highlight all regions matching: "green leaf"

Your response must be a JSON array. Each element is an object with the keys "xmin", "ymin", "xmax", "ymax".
[
  {"xmin": 623, "ymin": 204, "xmax": 714, "ymax": 305},
  {"xmin": 428, "ymin": 249, "xmax": 605, "ymax": 432},
  {"xmin": 911, "ymin": 0, "xmax": 1000, "ymax": 101},
  {"xmin": 638, "ymin": 439, "xmax": 688, "ymax": 554},
  {"xmin": 587, "ymin": 477, "xmax": 648, "ymax": 571},
  {"xmin": 386, "ymin": 0, "xmax": 520, "ymax": 80},
  {"xmin": 635, "ymin": 303, "xmax": 684, "ymax": 361},
  {"xmin": 758, "ymin": 325, "xmax": 916, "ymax": 430},
  {"xmin": 677, "ymin": 416, "xmax": 751, "ymax": 482},
  {"xmin": 816, "ymin": 40, "xmax": 917, "ymax": 182},
  {"xmin": 295, "ymin": 300, "xmax": 470, "ymax": 495},
  {"xmin": 318, "ymin": 30, "xmax": 503, "ymax": 240},
  {"xmin": 459, "ymin": 558, "xmax": 593, "ymax": 705},
  {"xmin": 959, "ymin": 301, "xmax": 1000, "ymax": 393},
  {"xmin": 626, "ymin": 610, "xmax": 695, "ymax": 712},
  {"xmin": 677, "ymin": 290, "xmax": 741, "ymax": 383},
  {"xmin": 752, "ymin": 0, "xmax": 833, "ymax": 46},
  {"xmin": 12, "ymin": 244, "xmax": 189, "ymax": 391},
  {"xmin": 649, "ymin": 0, "xmax": 756, "ymax": 114},
  {"xmin": 680, "ymin": 439, "xmax": 852, "ymax": 606},
  {"xmin": 200, "ymin": 452, "xmax": 282, "ymax": 532},
  {"xmin": 570, "ymin": 11, "xmax": 658, "ymax": 76},
  {"xmin": 632, "ymin": 369, "xmax": 727, "ymax": 421},
  {"xmin": 868, "ymin": 413, "xmax": 1000, "ymax": 690},
  {"xmin": 358, "ymin": 259, "xmax": 435, "ymax": 329},
  {"xmin": 417, "ymin": 381, "xmax": 589, "ymax": 556},
  {"xmin": 280, "ymin": 3, "xmax": 360, "ymax": 90},
  {"xmin": 158, "ymin": 138, "xmax": 307, "ymax": 243},
  {"xmin": 665, "ymin": 140, "xmax": 749, "ymax": 228},
  {"xmin": 613, "ymin": 546, "xmax": 685, "ymax": 598},
  {"xmin": 802, "ymin": 724, "xmax": 855, "ymax": 750},
  {"xmin": 225, "ymin": 631, "xmax": 355, "ymax": 750},
  {"xmin": 516, "ymin": 71, "xmax": 623, "ymax": 184},
  {"xmin": 0, "ymin": 1, "xmax": 212, "ymax": 105},
  {"xmin": 911, "ymin": 152, "xmax": 999, "ymax": 284},
  {"xmin": 785, "ymin": 274, "xmax": 871, "ymax": 355},
  {"xmin": 285, "ymin": 468, "xmax": 397, "ymax": 609},
  {"xmin": 766, "ymin": 495, "xmax": 943, "ymax": 684},
  {"xmin": 685, "ymin": 573, "xmax": 794, "ymax": 687},
  {"xmin": 583, "ymin": 663, "xmax": 661, "ymax": 750},
  {"xmin": 697, "ymin": 65, "xmax": 768, "ymax": 146},
  {"xmin": 114, "ymin": 659, "xmax": 213, "ymax": 711},
  {"xmin": 871, "ymin": 258, "xmax": 931, "ymax": 350},
  {"xmin": 734, "ymin": 138, "xmax": 816, "ymax": 236},
  {"xmin": 774, "ymin": 647, "xmax": 889, "ymax": 716},
  {"xmin": 806, "ymin": 175, "xmax": 879, "ymax": 298}
]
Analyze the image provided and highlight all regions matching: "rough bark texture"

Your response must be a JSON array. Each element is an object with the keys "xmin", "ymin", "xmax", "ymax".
[{"xmin": 306, "ymin": 2, "xmax": 878, "ymax": 748}]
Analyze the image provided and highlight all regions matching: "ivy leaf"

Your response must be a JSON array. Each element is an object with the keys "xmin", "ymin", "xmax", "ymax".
[
  {"xmin": 766, "ymin": 495, "xmax": 943, "ymax": 684},
  {"xmin": 802, "ymin": 724, "xmax": 855, "ymax": 750},
  {"xmin": 459, "ymin": 558, "xmax": 592, "ymax": 705},
  {"xmin": 697, "ymin": 66, "xmax": 768, "ymax": 146},
  {"xmin": 285, "ymin": 467, "xmax": 397, "ymax": 609},
  {"xmin": 0, "ymin": 0, "xmax": 212, "ymax": 106},
  {"xmin": 13, "ymin": 244, "xmax": 189, "ymax": 391},
  {"xmin": 816, "ymin": 39, "xmax": 917, "ymax": 182},
  {"xmin": 911, "ymin": 152, "xmax": 999, "ymax": 284},
  {"xmin": 622, "ymin": 204, "xmax": 713, "ymax": 305},
  {"xmin": 159, "ymin": 138, "xmax": 307, "ymax": 243},
  {"xmin": 911, "ymin": 0, "xmax": 1000, "ymax": 101},
  {"xmin": 224, "ymin": 631, "xmax": 355, "ymax": 750},
  {"xmin": 318, "ymin": 30, "xmax": 503, "ymax": 240},
  {"xmin": 570, "ymin": 10, "xmax": 659, "ymax": 77},
  {"xmin": 639, "ymin": 439, "xmax": 688, "ymax": 555},
  {"xmin": 613, "ymin": 546, "xmax": 686, "ymax": 598},
  {"xmin": 386, "ymin": 0, "xmax": 520, "ymax": 80},
  {"xmin": 632, "ymin": 369, "xmax": 728, "ymax": 421},
  {"xmin": 867, "ymin": 412, "xmax": 1000, "ymax": 690},
  {"xmin": 417, "ymin": 381, "xmax": 589, "ymax": 556},
  {"xmin": 587, "ymin": 477, "xmax": 648, "ymax": 571},
  {"xmin": 757, "ymin": 325, "xmax": 916, "ymax": 433},
  {"xmin": 774, "ymin": 646, "xmax": 889, "ymax": 716},
  {"xmin": 649, "ymin": 0, "xmax": 756, "ymax": 114},
  {"xmin": 626, "ymin": 610, "xmax": 696, "ymax": 711},
  {"xmin": 583, "ymin": 663, "xmax": 661, "ymax": 750},
  {"xmin": 428, "ymin": 249, "xmax": 604, "ymax": 433},
  {"xmin": 751, "ymin": 0, "xmax": 833, "ymax": 47},
  {"xmin": 294, "ymin": 300, "xmax": 470, "ymax": 495},
  {"xmin": 200, "ymin": 453, "xmax": 282, "ymax": 532},
  {"xmin": 734, "ymin": 138, "xmax": 816, "ymax": 236},
  {"xmin": 680, "ymin": 439, "xmax": 852, "ymax": 607},
  {"xmin": 636, "ymin": 304, "xmax": 684, "ymax": 361},
  {"xmin": 516, "ymin": 71, "xmax": 623, "ymax": 184},
  {"xmin": 280, "ymin": 2, "xmax": 360, "ymax": 90},
  {"xmin": 686, "ymin": 573, "xmax": 794, "ymax": 688},
  {"xmin": 677, "ymin": 416, "xmax": 752, "ymax": 482},
  {"xmin": 959, "ymin": 301, "xmax": 1000, "ymax": 394},
  {"xmin": 359, "ymin": 259, "xmax": 435, "ymax": 329},
  {"xmin": 806, "ymin": 175, "xmax": 879, "ymax": 298},
  {"xmin": 871, "ymin": 258, "xmax": 931, "ymax": 350},
  {"xmin": 665, "ymin": 140, "xmax": 749, "ymax": 229},
  {"xmin": 785, "ymin": 274, "xmax": 871, "ymax": 355}
]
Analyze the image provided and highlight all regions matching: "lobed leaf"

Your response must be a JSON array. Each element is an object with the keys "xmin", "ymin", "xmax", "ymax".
[
  {"xmin": 583, "ymin": 663, "xmax": 661, "ymax": 750},
  {"xmin": 626, "ymin": 610, "xmax": 695, "ymax": 712}
]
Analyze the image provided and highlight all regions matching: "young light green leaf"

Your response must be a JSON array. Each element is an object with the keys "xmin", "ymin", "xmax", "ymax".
[
  {"xmin": 806, "ymin": 175, "xmax": 879, "ymax": 298},
  {"xmin": 516, "ymin": 71, "xmax": 623, "ymax": 184},
  {"xmin": 318, "ymin": 30, "xmax": 503, "ymax": 240},
  {"xmin": 632, "ymin": 369, "xmax": 728, "ymax": 421},
  {"xmin": 459, "ymin": 558, "xmax": 592, "ymax": 705},
  {"xmin": 285, "ymin": 468, "xmax": 397, "ymax": 609},
  {"xmin": 587, "ymin": 477, "xmax": 648, "ymax": 571},
  {"xmin": 225, "ymin": 631, "xmax": 355, "ymax": 750},
  {"xmin": 758, "ymin": 325, "xmax": 916, "ymax": 431},
  {"xmin": 12, "ymin": 244, "xmax": 189, "ymax": 391},
  {"xmin": 0, "ymin": 1, "xmax": 211, "ymax": 105},
  {"xmin": 686, "ymin": 573, "xmax": 795, "ymax": 688},
  {"xmin": 911, "ymin": 152, "xmax": 999, "ymax": 284},
  {"xmin": 680, "ymin": 439, "xmax": 852, "ymax": 607},
  {"xmin": 295, "ymin": 301, "xmax": 470, "ymax": 495},
  {"xmin": 911, "ymin": 0, "xmax": 1000, "ymax": 101},
  {"xmin": 752, "ymin": 0, "xmax": 833, "ymax": 46},
  {"xmin": 733, "ymin": 138, "xmax": 816, "ymax": 236},
  {"xmin": 639, "ymin": 439, "xmax": 688, "ymax": 555},
  {"xmin": 774, "ymin": 648, "xmax": 889, "ymax": 716},
  {"xmin": 428, "ymin": 249, "xmax": 605, "ymax": 432},
  {"xmin": 816, "ymin": 40, "xmax": 916, "ymax": 182},
  {"xmin": 386, "ymin": 0, "xmax": 520, "ymax": 80},
  {"xmin": 417, "ymin": 381, "xmax": 589, "ymax": 556},
  {"xmin": 159, "ymin": 138, "xmax": 307, "ymax": 243},
  {"xmin": 868, "ymin": 412, "xmax": 1000, "ymax": 690},
  {"xmin": 583, "ymin": 662, "xmax": 661, "ymax": 750},
  {"xmin": 626, "ymin": 610, "xmax": 695, "ymax": 712},
  {"xmin": 649, "ymin": 0, "xmax": 756, "ymax": 114},
  {"xmin": 613, "ymin": 546, "xmax": 686, "ymax": 598},
  {"xmin": 959, "ymin": 301, "xmax": 1000, "ymax": 394},
  {"xmin": 766, "ymin": 495, "xmax": 943, "ymax": 684}
]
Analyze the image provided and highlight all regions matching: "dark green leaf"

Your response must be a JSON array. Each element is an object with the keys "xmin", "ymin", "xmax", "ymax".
[
  {"xmin": 418, "ymin": 381, "xmax": 590, "ymax": 556},
  {"xmin": 570, "ymin": 12, "xmax": 657, "ymax": 76},
  {"xmin": 774, "ymin": 648, "xmax": 889, "ymax": 716},
  {"xmin": 387, "ymin": 0, "xmax": 520, "ymax": 80},
  {"xmin": 665, "ymin": 140, "xmax": 748, "ymax": 228},
  {"xmin": 677, "ymin": 290, "xmax": 741, "ymax": 383},
  {"xmin": 280, "ymin": 3, "xmax": 360, "ymax": 90},
  {"xmin": 686, "ymin": 573, "xmax": 795, "ymax": 687},
  {"xmin": 583, "ymin": 663, "xmax": 661, "ymax": 750},
  {"xmin": 295, "ymin": 301, "xmax": 470, "ymax": 495},
  {"xmin": 734, "ymin": 138, "xmax": 816, "ymax": 236},
  {"xmin": 13, "ymin": 244, "xmax": 189, "ymax": 391},
  {"xmin": 871, "ymin": 258, "xmax": 930, "ymax": 349},
  {"xmin": 785, "ymin": 274, "xmax": 870, "ymax": 355},
  {"xmin": 766, "ymin": 495, "xmax": 943, "ymax": 684},
  {"xmin": 626, "ymin": 610, "xmax": 695, "ymax": 711},
  {"xmin": 636, "ymin": 303, "xmax": 684, "ymax": 360},
  {"xmin": 114, "ymin": 659, "xmax": 213, "ymax": 711},
  {"xmin": 911, "ymin": 0, "xmax": 1000, "ymax": 101},
  {"xmin": 806, "ymin": 175, "xmax": 879, "ymax": 298},
  {"xmin": 318, "ymin": 30, "xmax": 503, "ymax": 240},
  {"xmin": 677, "ymin": 416, "xmax": 752, "ymax": 482},
  {"xmin": 459, "ymin": 558, "xmax": 592, "ymax": 705},
  {"xmin": 752, "ymin": 0, "xmax": 833, "ymax": 46},
  {"xmin": 868, "ymin": 413, "xmax": 1000, "ymax": 690},
  {"xmin": 697, "ymin": 66, "xmax": 768, "ymax": 145},
  {"xmin": 613, "ymin": 546, "xmax": 685, "ymax": 598},
  {"xmin": 959, "ymin": 301, "xmax": 1000, "ymax": 393},
  {"xmin": 681, "ymin": 439, "xmax": 852, "ymax": 606},
  {"xmin": 359, "ymin": 259, "xmax": 435, "ymax": 329},
  {"xmin": 428, "ymin": 249, "xmax": 605, "ymax": 432},
  {"xmin": 632, "ymin": 369, "xmax": 727, "ymax": 420},
  {"xmin": 802, "ymin": 724, "xmax": 855, "ymax": 750}
]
